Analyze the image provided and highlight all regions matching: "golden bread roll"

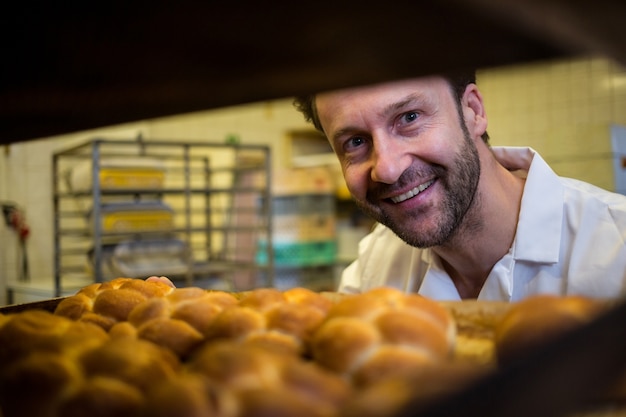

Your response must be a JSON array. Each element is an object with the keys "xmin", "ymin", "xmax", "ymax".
[
  {"xmin": 264, "ymin": 302, "xmax": 326, "ymax": 346},
  {"xmin": 108, "ymin": 321, "xmax": 139, "ymax": 339},
  {"xmin": 374, "ymin": 309, "xmax": 450, "ymax": 356},
  {"xmin": 57, "ymin": 376, "xmax": 144, "ymax": 417},
  {"xmin": 52, "ymin": 320, "xmax": 111, "ymax": 359},
  {"xmin": 54, "ymin": 292, "xmax": 94, "ymax": 320},
  {"xmin": 169, "ymin": 290, "xmax": 239, "ymax": 336},
  {"xmin": 73, "ymin": 282, "xmax": 101, "ymax": 298},
  {"xmin": 76, "ymin": 311, "xmax": 119, "ymax": 331},
  {"xmin": 80, "ymin": 338, "xmax": 181, "ymax": 392},
  {"xmin": 242, "ymin": 329, "xmax": 302, "ymax": 356},
  {"xmin": 202, "ymin": 288, "xmax": 331, "ymax": 357},
  {"xmin": 0, "ymin": 309, "xmax": 75, "ymax": 361},
  {"xmin": 236, "ymin": 388, "xmax": 327, "ymax": 417},
  {"xmin": 0, "ymin": 353, "xmax": 84, "ymax": 417},
  {"xmin": 144, "ymin": 373, "xmax": 237, "ymax": 417},
  {"xmin": 131, "ymin": 286, "xmax": 239, "ymax": 328},
  {"xmin": 494, "ymin": 294, "xmax": 606, "ymax": 364},
  {"xmin": 311, "ymin": 287, "xmax": 456, "ymax": 387},
  {"xmin": 125, "ymin": 286, "xmax": 240, "ymax": 356},
  {"xmin": 55, "ymin": 278, "xmax": 174, "ymax": 331},
  {"xmin": 324, "ymin": 290, "xmax": 388, "ymax": 321},
  {"xmin": 188, "ymin": 340, "xmax": 351, "ymax": 417},
  {"xmin": 166, "ymin": 286, "xmax": 211, "ymax": 303},
  {"xmin": 341, "ymin": 362, "xmax": 489, "ymax": 417},
  {"xmin": 205, "ymin": 306, "xmax": 267, "ymax": 341},
  {"xmin": 188, "ymin": 340, "xmax": 283, "ymax": 390},
  {"xmin": 238, "ymin": 288, "xmax": 287, "ymax": 312},
  {"xmin": 312, "ymin": 317, "xmax": 381, "ymax": 374},
  {"xmin": 494, "ymin": 294, "xmax": 626, "ymax": 401},
  {"xmin": 283, "ymin": 287, "xmax": 334, "ymax": 314},
  {"xmin": 92, "ymin": 288, "xmax": 149, "ymax": 322},
  {"xmin": 112, "ymin": 277, "xmax": 174, "ymax": 298},
  {"xmin": 136, "ymin": 317, "xmax": 205, "ymax": 358},
  {"xmin": 352, "ymin": 345, "xmax": 436, "ymax": 387},
  {"xmin": 280, "ymin": 358, "xmax": 353, "ymax": 411},
  {"xmin": 0, "ymin": 310, "xmax": 108, "ymax": 365},
  {"xmin": 0, "ymin": 312, "xmax": 8, "ymax": 328},
  {"xmin": 127, "ymin": 296, "xmax": 170, "ymax": 327}
]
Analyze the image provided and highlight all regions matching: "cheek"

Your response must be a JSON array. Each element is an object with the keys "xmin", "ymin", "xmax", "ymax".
[
  {"xmin": 342, "ymin": 165, "xmax": 368, "ymax": 199},
  {"xmin": 424, "ymin": 125, "xmax": 467, "ymax": 161}
]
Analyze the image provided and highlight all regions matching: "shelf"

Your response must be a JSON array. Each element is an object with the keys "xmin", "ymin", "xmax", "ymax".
[
  {"xmin": 53, "ymin": 138, "xmax": 274, "ymax": 295},
  {"xmin": 58, "ymin": 225, "xmax": 269, "ymax": 237},
  {"xmin": 55, "ymin": 186, "xmax": 269, "ymax": 198},
  {"xmin": 7, "ymin": 1, "xmax": 613, "ymax": 144}
]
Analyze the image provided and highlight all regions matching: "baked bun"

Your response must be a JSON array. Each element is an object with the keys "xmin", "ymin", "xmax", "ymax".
[
  {"xmin": 494, "ymin": 294, "xmax": 606, "ymax": 364},
  {"xmin": 204, "ymin": 287, "xmax": 332, "ymax": 357},
  {"xmin": 55, "ymin": 277, "xmax": 174, "ymax": 331},
  {"xmin": 0, "ymin": 328, "xmax": 183, "ymax": 417},
  {"xmin": 188, "ymin": 339, "xmax": 352, "ymax": 417},
  {"xmin": 311, "ymin": 287, "xmax": 456, "ymax": 387},
  {"xmin": 57, "ymin": 376, "xmax": 144, "ymax": 417},
  {"xmin": 79, "ymin": 337, "xmax": 181, "ymax": 392},
  {"xmin": 0, "ymin": 353, "xmax": 84, "ymax": 417},
  {"xmin": 340, "ymin": 362, "xmax": 488, "ymax": 417},
  {"xmin": 1, "ymin": 279, "xmax": 493, "ymax": 417},
  {"xmin": 126, "ymin": 287, "xmax": 239, "ymax": 357},
  {"xmin": 0, "ymin": 310, "xmax": 109, "ymax": 417},
  {"xmin": 494, "ymin": 294, "xmax": 626, "ymax": 400},
  {"xmin": 144, "ymin": 373, "xmax": 238, "ymax": 417},
  {"xmin": 56, "ymin": 280, "xmax": 241, "ymax": 358},
  {"xmin": 0, "ymin": 309, "xmax": 109, "ymax": 365}
]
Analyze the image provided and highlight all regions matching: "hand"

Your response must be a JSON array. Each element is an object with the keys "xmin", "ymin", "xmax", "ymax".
[{"xmin": 145, "ymin": 275, "xmax": 176, "ymax": 288}]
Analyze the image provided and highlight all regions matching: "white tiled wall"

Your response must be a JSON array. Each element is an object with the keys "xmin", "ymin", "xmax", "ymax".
[
  {"xmin": 2, "ymin": 55, "xmax": 626, "ymax": 304},
  {"xmin": 478, "ymin": 56, "xmax": 626, "ymax": 190}
]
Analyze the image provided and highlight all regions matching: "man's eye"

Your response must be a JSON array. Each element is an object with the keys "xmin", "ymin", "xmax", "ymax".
[
  {"xmin": 345, "ymin": 136, "xmax": 366, "ymax": 151},
  {"xmin": 402, "ymin": 111, "xmax": 419, "ymax": 123}
]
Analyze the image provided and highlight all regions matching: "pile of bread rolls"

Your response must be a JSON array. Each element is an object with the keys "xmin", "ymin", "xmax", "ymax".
[
  {"xmin": 311, "ymin": 287, "xmax": 457, "ymax": 387},
  {"xmin": 493, "ymin": 294, "xmax": 626, "ymax": 402},
  {"xmin": 0, "ymin": 278, "xmax": 622, "ymax": 417}
]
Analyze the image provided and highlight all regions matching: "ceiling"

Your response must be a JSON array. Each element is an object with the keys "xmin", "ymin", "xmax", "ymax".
[{"xmin": 1, "ymin": 0, "xmax": 625, "ymax": 144}]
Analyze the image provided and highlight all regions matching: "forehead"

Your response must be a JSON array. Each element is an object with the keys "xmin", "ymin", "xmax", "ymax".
[
  {"xmin": 315, "ymin": 76, "xmax": 451, "ymax": 132},
  {"xmin": 315, "ymin": 77, "xmax": 452, "ymax": 123}
]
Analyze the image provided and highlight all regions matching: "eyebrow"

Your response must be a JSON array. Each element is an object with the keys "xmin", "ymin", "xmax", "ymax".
[
  {"xmin": 330, "ymin": 127, "xmax": 358, "ymax": 145},
  {"xmin": 379, "ymin": 92, "xmax": 429, "ymax": 118},
  {"xmin": 329, "ymin": 92, "xmax": 431, "ymax": 144}
]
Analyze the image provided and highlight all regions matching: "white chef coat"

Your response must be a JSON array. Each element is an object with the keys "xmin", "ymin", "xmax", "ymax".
[{"xmin": 339, "ymin": 147, "xmax": 626, "ymax": 301}]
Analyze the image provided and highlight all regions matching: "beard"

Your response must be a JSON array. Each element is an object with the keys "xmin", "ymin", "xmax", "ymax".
[{"xmin": 355, "ymin": 128, "xmax": 482, "ymax": 248}]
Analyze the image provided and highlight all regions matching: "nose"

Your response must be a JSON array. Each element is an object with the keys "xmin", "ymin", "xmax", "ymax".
[{"xmin": 370, "ymin": 134, "xmax": 411, "ymax": 184}]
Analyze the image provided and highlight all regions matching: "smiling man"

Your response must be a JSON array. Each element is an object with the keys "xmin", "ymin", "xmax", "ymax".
[{"xmin": 294, "ymin": 73, "xmax": 626, "ymax": 301}]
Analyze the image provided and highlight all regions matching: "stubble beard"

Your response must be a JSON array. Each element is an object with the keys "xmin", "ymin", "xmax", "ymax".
[{"xmin": 355, "ymin": 131, "xmax": 482, "ymax": 248}]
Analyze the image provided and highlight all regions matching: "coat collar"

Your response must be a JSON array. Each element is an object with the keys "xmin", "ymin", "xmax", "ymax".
[{"xmin": 492, "ymin": 146, "xmax": 563, "ymax": 263}]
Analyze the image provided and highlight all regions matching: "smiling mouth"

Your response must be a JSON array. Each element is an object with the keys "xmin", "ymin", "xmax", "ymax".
[{"xmin": 390, "ymin": 179, "xmax": 435, "ymax": 203}]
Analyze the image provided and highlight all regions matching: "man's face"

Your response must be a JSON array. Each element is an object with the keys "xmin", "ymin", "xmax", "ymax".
[{"xmin": 316, "ymin": 77, "xmax": 482, "ymax": 248}]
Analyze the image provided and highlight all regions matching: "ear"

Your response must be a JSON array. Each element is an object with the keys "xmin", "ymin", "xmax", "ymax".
[{"xmin": 461, "ymin": 84, "xmax": 488, "ymax": 139}]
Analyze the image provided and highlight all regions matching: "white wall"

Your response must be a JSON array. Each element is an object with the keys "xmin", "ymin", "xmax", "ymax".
[{"xmin": 478, "ymin": 56, "xmax": 626, "ymax": 190}]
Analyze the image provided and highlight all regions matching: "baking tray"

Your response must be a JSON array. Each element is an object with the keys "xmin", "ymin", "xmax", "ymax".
[{"xmin": 0, "ymin": 297, "xmax": 65, "ymax": 315}]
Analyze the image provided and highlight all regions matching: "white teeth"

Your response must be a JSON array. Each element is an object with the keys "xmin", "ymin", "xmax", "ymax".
[{"xmin": 390, "ymin": 180, "xmax": 434, "ymax": 203}]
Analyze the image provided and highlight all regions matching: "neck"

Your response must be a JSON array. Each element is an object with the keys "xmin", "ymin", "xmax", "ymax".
[{"xmin": 434, "ymin": 152, "xmax": 525, "ymax": 299}]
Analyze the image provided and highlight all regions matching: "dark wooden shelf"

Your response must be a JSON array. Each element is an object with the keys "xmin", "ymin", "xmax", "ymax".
[{"xmin": 3, "ymin": 1, "xmax": 625, "ymax": 144}]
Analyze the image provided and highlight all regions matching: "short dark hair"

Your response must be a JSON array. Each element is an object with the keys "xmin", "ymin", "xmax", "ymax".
[
  {"xmin": 292, "ymin": 94, "xmax": 321, "ymax": 131},
  {"xmin": 293, "ymin": 70, "xmax": 489, "ymax": 143}
]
